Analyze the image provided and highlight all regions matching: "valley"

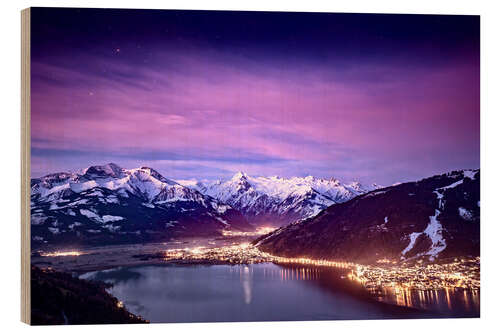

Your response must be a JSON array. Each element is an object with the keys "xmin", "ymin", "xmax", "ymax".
[{"xmin": 30, "ymin": 163, "xmax": 481, "ymax": 321}]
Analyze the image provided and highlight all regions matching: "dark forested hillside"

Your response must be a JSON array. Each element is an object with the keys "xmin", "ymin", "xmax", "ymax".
[
  {"xmin": 31, "ymin": 266, "xmax": 148, "ymax": 325},
  {"xmin": 255, "ymin": 170, "xmax": 479, "ymax": 264}
]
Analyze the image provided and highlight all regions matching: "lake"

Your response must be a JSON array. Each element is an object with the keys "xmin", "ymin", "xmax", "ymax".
[{"xmin": 81, "ymin": 263, "xmax": 479, "ymax": 323}]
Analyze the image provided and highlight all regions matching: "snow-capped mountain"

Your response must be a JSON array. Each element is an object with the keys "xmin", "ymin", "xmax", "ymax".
[
  {"xmin": 177, "ymin": 172, "xmax": 380, "ymax": 226},
  {"xmin": 31, "ymin": 163, "xmax": 252, "ymax": 247},
  {"xmin": 255, "ymin": 169, "xmax": 480, "ymax": 264}
]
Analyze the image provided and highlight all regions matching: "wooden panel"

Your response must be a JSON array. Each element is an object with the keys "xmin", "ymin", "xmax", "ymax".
[{"xmin": 21, "ymin": 7, "xmax": 31, "ymax": 325}]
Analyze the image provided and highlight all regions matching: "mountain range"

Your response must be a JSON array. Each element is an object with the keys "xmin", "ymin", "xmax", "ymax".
[
  {"xmin": 177, "ymin": 172, "xmax": 379, "ymax": 226},
  {"xmin": 31, "ymin": 162, "xmax": 480, "ymax": 261},
  {"xmin": 255, "ymin": 169, "xmax": 480, "ymax": 263},
  {"xmin": 31, "ymin": 163, "xmax": 252, "ymax": 247},
  {"xmin": 31, "ymin": 163, "xmax": 375, "ymax": 247}
]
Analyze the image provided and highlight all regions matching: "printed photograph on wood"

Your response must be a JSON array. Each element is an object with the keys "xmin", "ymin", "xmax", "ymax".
[{"xmin": 25, "ymin": 7, "xmax": 480, "ymax": 324}]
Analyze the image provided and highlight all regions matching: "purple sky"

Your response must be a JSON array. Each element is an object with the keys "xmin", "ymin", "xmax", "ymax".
[{"xmin": 30, "ymin": 9, "xmax": 480, "ymax": 185}]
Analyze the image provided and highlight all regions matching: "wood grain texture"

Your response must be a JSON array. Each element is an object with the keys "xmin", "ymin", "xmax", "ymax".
[{"xmin": 21, "ymin": 7, "xmax": 31, "ymax": 325}]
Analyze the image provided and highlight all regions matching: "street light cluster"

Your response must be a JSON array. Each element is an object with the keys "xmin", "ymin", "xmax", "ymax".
[{"xmin": 162, "ymin": 244, "xmax": 480, "ymax": 293}]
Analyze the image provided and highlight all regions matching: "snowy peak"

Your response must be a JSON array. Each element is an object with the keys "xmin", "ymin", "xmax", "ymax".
[
  {"xmin": 231, "ymin": 171, "xmax": 248, "ymax": 181},
  {"xmin": 81, "ymin": 163, "xmax": 125, "ymax": 179},
  {"xmin": 32, "ymin": 163, "xmax": 183, "ymax": 202},
  {"xmin": 179, "ymin": 172, "xmax": 377, "ymax": 226},
  {"xmin": 30, "ymin": 164, "xmax": 254, "ymax": 247},
  {"xmin": 136, "ymin": 166, "xmax": 177, "ymax": 185}
]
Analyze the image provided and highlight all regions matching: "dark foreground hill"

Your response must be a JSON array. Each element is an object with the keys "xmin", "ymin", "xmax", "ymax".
[
  {"xmin": 31, "ymin": 266, "xmax": 147, "ymax": 325},
  {"xmin": 255, "ymin": 170, "xmax": 479, "ymax": 264}
]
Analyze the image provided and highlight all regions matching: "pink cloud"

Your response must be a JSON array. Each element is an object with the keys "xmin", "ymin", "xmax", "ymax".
[{"xmin": 31, "ymin": 50, "xmax": 479, "ymax": 183}]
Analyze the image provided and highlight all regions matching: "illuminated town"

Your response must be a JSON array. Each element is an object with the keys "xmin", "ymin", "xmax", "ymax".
[
  {"xmin": 40, "ymin": 250, "xmax": 84, "ymax": 257},
  {"xmin": 37, "ymin": 241, "xmax": 480, "ymax": 297},
  {"xmin": 161, "ymin": 243, "xmax": 480, "ymax": 293},
  {"xmin": 350, "ymin": 257, "xmax": 480, "ymax": 291}
]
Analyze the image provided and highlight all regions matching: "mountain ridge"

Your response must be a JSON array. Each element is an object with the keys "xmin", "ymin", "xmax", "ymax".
[
  {"xmin": 254, "ymin": 169, "xmax": 480, "ymax": 264},
  {"xmin": 177, "ymin": 172, "xmax": 380, "ymax": 226},
  {"xmin": 30, "ymin": 163, "xmax": 253, "ymax": 247}
]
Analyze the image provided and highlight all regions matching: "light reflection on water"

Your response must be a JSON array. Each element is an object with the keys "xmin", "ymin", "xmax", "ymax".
[
  {"xmin": 370, "ymin": 286, "xmax": 480, "ymax": 315},
  {"xmin": 240, "ymin": 266, "xmax": 252, "ymax": 304},
  {"xmin": 81, "ymin": 263, "xmax": 478, "ymax": 323},
  {"xmin": 275, "ymin": 265, "xmax": 480, "ymax": 316},
  {"xmin": 232, "ymin": 265, "xmax": 325, "ymax": 305}
]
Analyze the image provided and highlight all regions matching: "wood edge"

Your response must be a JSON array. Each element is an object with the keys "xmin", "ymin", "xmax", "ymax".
[{"xmin": 21, "ymin": 7, "xmax": 31, "ymax": 325}]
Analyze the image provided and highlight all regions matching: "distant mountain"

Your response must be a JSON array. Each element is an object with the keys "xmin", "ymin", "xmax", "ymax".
[
  {"xmin": 178, "ymin": 172, "xmax": 379, "ymax": 227},
  {"xmin": 255, "ymin": 170, "xmax": 480, "ymax": 263},
  {"xmin": 30, "ymin": 163, "xmax": 252, "ymax": 247}
]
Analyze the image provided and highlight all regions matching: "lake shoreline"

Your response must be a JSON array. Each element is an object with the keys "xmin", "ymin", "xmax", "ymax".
[
  {"xmin": 31, "ymin": 238, "xmax": 480, "ymax": 320},
  {"xmin": 80, "ymin": 263, "xmax": 471, "ymax": 322}
]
